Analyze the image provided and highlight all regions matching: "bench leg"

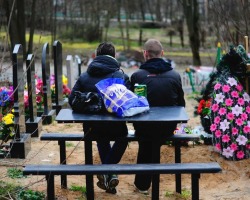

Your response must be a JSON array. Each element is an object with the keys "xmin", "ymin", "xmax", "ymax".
[
  {"xmin": 191, "ymin": 173, "xmax": 200, "ymax": 200},
  {"xmin": 59, "ymin": 140, "xmax": 67, "ymax": 188},
  {"xmin": 174, "ymin": 141, "xmax": 181, "ymax": 193},
  {"xmin": 85, "ymin": 140, "xmax": 94, "ymax": 200},
  {"xmin": 46, "ymin": 174, "xmax": 55, "ymax": 200}
]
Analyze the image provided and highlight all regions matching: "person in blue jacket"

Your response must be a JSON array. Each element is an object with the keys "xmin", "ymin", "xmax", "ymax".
[
  {"xmin": 68, "ymin": 42, "xmax": 131, "ymax": 194},
  {"xmin": 131, "ymin": 39, "xmax": 185, "ymax": 194}
]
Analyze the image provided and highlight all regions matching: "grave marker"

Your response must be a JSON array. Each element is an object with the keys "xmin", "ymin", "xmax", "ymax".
[
  {"xmin": 53, "ymin": 40, "xmax": 68, "ymax": 114},
  {"xmin": 10, "ymin": 44, "xmax": 31, "ymax": 158},
  {"xmin": 66, "ymin": 55, "xmax": 75, "ymax": 89},
  {"xmin": 25, "ymin": 54, "xmax": 42, "ymax": 137},
  {"xmin": 41, "ymin": 43, "xmax": 56, "ymax": 124}
]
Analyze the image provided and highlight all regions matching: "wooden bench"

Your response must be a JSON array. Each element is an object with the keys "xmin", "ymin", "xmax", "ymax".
[
  {"xmin": 23, "ymin": 162, "xmax": 222, "ymax": 200},
  {"xmin": 40, "ymin": 132, "xmax": 200, "ymax": 193}
]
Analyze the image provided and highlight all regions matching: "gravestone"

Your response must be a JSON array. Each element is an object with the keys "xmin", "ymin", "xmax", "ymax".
[
  {"xmin": 75, "ymin": 55, "xmax": 82, "ymax": 77},
  {"xmin": 25, "ymin": 54, "xmax": 43, "ymax": 137},
  {"xmin": 52, "ymin": 40, "xmax": 68, "ymax": 114},
  {"xmin": 41, "ymin": 43, "xmax": 56, "ymax": 124},
  {"xmin": 10, "ymin": 44, "xmax": 31, "ymax": 159},
  {"xmin": 66, "ymin": 55, "xmax": 75, "ymax": 89}
]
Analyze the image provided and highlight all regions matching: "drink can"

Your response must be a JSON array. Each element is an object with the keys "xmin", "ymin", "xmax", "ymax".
[{"xmin": 134, "ymin": 84, "xmax": 147, "ymax": 97}]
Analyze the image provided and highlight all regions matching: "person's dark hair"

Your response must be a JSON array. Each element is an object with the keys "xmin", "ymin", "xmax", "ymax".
[{"xmin": 96, "ymin": 42, "xmax": 116, "ymax": 58}]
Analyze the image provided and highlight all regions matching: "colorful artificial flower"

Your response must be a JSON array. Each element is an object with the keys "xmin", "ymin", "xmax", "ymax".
[
  {"xmin": 210, "ymin": 77, "xmax": 250, "ymax": 160},
  {"xmin": 0, "ymin": 111, "xmax": 15, "ymax": 143}
]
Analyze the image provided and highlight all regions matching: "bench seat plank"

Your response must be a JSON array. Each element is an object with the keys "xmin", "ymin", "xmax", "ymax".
[
  {"xmin": 40, "ymin": 132, "xmax": 200, "ymax": 142},
  {"xmin": 23, "ymin": 162, "xmax": 221, "ymax": 200},
  {"xmin": 23, "ymin": 163, "xmax": 221, "ymax": 175}
]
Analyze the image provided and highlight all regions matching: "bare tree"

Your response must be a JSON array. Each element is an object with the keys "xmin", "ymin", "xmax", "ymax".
[
  {"xmin": 209, "ymin": 0, "xmax": 250, "ymax": 46},
  {"xmin": 180, "ymin": 0, "xmax": 201, "ymax": 66},
  {"xmin": 3, "ymin": 0, "xmax": 26, "ymax": 57}
]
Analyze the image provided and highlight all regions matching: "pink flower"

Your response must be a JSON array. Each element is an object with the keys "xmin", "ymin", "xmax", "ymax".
[
  {"xmin": 218, "ymin": 108, "xmax": 226, "ymax": 115},
  {"xmin": 232, "ymin": 127, "xmax": 238, "ymax": 135},
  {"xmin": 225, "ymin": 98, "xmax": 233, "ymax": 106},
  {"xmin": 241, "ymin": 113, "xmax": 248, "ymax": 121},
  {"xmin": 230, "ymin": 143, "xmax": 238, "ymax": 151},
  {"xmin": 243, "ymin": 125, "xmax": 250, "ymax": 134},
  {"xmin": 214, "ymin": 116, "xmax": 221, "ymax": 124},
  {"xmin": 222, "ymin": 134, "xmax": 230, "ymax": 143},
  {"xmin": 214, "ymin": 83, "xmax": 221, "ymax": 90},
  {"xmin": 231, "ymin": 91, "xmax": 239, "ymax": 98},
  {"xmin": 236, "ymin": 84, "xmax": 243, "ymax": 91},
  {"xmin": 212, "ymin": 104, "xmax": 219, "ymax": 112},
  {"xmin": 246, "ymin": 144, "xmax": 250, "ymax": 149},
  {"xmin": 215, "ymin": 143, "xmax": 221, "ymax": 150},
  {"xmin": 36, "ymin": 95, "xmax": 42, "ymax": 104},
  {"xmin": 222, "ymin": 85, "xmax": 230, "ymax": 92},
  {"xmin": 235, "ymin": 118, "xmax": 243, "ymax": 126},
  {"xmin": 215, "ymin": 130, "xmax": 222, "ymax": 138},
  {"xmin": 210, "ymin": 124, "xmax": 217, "ymax": 131},
  {"xmin": 227, "ymin": 112, "xmax": 234, "ymax": 120},
  {"xmin": 246, "ymin": 106, "xmax": 250, "ymax": 114},
  {"xmin": 237, "ymin": 98, "xmax": 245, "ymax": 106},
  {"xmin": 236, "ymin": 151, "xmax": 245, "ymax": 159}
]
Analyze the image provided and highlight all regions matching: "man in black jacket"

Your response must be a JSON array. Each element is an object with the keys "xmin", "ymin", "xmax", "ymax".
[
  {"xmin": 130, "ymin": 39, "xmax": 185, "ymax": 194},
  {"xmin": 68, "ymin": 42, "xmax": 130, "ymax": 194}
]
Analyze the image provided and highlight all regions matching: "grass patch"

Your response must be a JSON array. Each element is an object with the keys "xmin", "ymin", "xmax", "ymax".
[
  {"xmin": 66, "ymin": 142, "xmax": 75, "ymax": 147},
  {"xmin": 18, "ymin": 189, "xmax": 45, "ymax": 200},
  {"xmin": 7, "ymin": 168, "xmax": 26, "ymax": 179},
  {"xmin": 70, "ymin": 184, "xmax": 87, "ymax": 194},
  {"xmin": 0, "ymin": 180, "xmax": 19, "ymax": 197},
  {"xmin": 165, "ymin": 189, "xmax": 191, "ymax": 199}
]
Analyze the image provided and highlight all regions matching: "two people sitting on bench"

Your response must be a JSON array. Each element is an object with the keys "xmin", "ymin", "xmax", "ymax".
[
  {"xmin": 69, "ymin": 42, "xmax": 131, "ymax": 194},
  {"xmin": 69, "ymin": 39, "xmax": 185, "ymax": 195},
  {"xmin": 130, "ymin": 39, "xmax": 185, "ymax": 194}
]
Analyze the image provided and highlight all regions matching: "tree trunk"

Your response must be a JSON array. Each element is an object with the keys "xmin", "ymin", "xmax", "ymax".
[
  {"xmin": 155, "ymin": 0, "xmax": 162, "ymax": 21},
  {"xmin": 117, "ymin": 0, "xmax": 125, "ymax": 50},
  {"xmin": 182, "ymin": 0, "xmax": 201, "ymax": 66},
  {"xmin": 4, "ymin": 0, "xmax": 26, "ymax": 58},
  {"xmin": 27, "ymin": 0, "xmax": 37, "ymax": 56}
]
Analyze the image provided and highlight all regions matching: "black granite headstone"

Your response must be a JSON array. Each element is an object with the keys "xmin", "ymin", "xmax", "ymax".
[
  {"xmin": 10, "ymin": 44, "xmax": 31, "ymax": 158},
  {"xmin": 53, "ymin": 40, "xmax": 67, "ymax": 114},
  {"xmin": 41, "ymin": 43, "xmax": 56, "ymax": 124},
  {"xmin": 25, "ymin": 54, "xmax": 42, "ymax": 137}
]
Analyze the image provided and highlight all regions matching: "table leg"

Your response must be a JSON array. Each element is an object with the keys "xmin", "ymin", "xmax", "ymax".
[
  {"xmin": 85, "ymin": 140, "xmax": 94, "ymax": 200},
  {"xmin": 59, "ymin": 140, "xmax": 67, "ymax": 189},
  {"xmin": 151, "ymin": 140, "xmax": 161, "ymax": 200},
  {"xmin": 175, "ymin": 141, "xmax": 181, "ymax": 193}
]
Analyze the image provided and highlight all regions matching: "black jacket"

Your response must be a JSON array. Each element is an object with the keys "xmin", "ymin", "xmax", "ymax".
[
  {"xmin": 69, "ymin": 55, "xmax": 130, "ymax": 101},
  {"xmin": 68, "ymin": 55, "xmax": 130, "ymax": 134},
  {"xmin": 131, "ymin": 58, "xmax": 185, "ymax": 107},
  {"xmin": 130, "ymin": 58, "xmax": 185, "ymax": 136}
]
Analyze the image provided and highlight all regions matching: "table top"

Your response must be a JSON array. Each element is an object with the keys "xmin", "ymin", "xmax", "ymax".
[{"xmin": 55, "ymin": 106, "xmax": 189, "ymax": 123}]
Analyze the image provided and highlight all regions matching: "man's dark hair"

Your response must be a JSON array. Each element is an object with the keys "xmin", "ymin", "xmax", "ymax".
[{"xmin": 96, "ymin": 42, "xmax": 116, "ymax": 58}]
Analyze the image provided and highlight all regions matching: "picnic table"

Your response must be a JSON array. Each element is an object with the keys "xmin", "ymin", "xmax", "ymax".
[{"xmin": 55, "ymin": 106, "xmax": 189, "ymax": 199}]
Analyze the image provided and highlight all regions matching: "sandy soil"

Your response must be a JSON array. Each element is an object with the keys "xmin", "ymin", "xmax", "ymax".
[{"xmin": 1, "ymin": 94, "xmax": 250, "ymax": 200}]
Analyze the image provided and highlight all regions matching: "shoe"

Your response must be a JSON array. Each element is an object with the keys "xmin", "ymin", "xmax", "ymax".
[
  {"xmin": 97, "ymin": 174, "xmax": 109, "ymax": 190},
  {"xmin": 106, "ymin": 187, "xmax": 117, "ymax": 194},
  {"xmin": 134, "ymin": 184, "xmax": 149, "ymax": 195},
  {"xmin": 108, "ymin": 174, "xmax": 119, "ymax": 189}
]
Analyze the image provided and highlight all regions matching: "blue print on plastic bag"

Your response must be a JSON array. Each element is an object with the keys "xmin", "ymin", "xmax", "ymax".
[{"xmin": 95, "ymin": 78, "xmax": 150, "ymax": 117}]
